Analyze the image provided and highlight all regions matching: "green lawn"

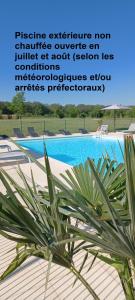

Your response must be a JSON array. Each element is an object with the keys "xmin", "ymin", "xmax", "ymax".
[{"xmin": 0, "ymin": 117, "xmax": 134, "ymax": 136}]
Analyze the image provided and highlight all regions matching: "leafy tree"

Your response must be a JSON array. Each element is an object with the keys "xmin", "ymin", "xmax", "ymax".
[
  {"xmin": 90, "ymin": 105, "xmax": 103, "ymax": 118},
  {"xmin": 80, "ymin": 112, "xmax": 87, "ymax": 118},
  {"xmin": 24, "ymin": 102, "xmax": 33, "ymax": 115},
  {"xmin": 43, "ymin": 104, "xmax": 51, "ymax": 116},
  {"xmin": 77, "ymin": 104, "xmax": 89, "ymax": 116},
  {"xmin": 64, "ymin": 105, "xmax": 79, "ymax": 117},
  {"xmin": 49, "ymin": 104, "xmax": 62, "ymax": 116},
  {"xmin": 0, "ymin": 102, "xmax": 12, "ymax": 115},
  {"xmin": 56, "ymin": 107, "xmax": 65, "ymax": 118},
  {"xmin": 31, "ymin": 102, "xmax": 45, "ymax": 116},
  {"xmin": 0, "ymin": 99, "xmax": 135, "ymax": 119},
  {"xmin": 128, "ymin": 106, "xmax": 135, "ymax": 118},
  {"xmin": 2, "ymin": 104, "xmax": 12, "ymax": 115},
  {"xmin": 11, "ymin": 93, "xmax": 25, "ymax": 117}
]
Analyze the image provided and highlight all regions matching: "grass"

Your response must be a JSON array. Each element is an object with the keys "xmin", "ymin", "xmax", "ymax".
[{"xmin": 0, "ymin": 117, "xmax": 135, "ymax": 136}]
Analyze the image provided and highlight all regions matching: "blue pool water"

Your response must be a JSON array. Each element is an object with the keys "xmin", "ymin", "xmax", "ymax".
[{"xmin": 17, "ymin": 136, "xmax": 124, "ymax": 166}]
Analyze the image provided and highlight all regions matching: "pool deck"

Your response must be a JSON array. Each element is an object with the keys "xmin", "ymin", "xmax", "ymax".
[
  {"xmin": 10, "ymin": 130, "xmax": 133, "ymax": 140},
  {"xmin": 0, "ymin": 132, "xmax": 131, "ymax": 299}
]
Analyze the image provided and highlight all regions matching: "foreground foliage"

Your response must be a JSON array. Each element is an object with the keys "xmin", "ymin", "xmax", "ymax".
[{"xmin": 0, "ymin": 135, "xmax": 135, "ymax": 299}]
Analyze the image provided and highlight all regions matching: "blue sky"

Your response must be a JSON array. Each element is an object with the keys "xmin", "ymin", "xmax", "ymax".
[{"xmin": 0, "ymin": 0, "xmax": 135, "ymax": 105}]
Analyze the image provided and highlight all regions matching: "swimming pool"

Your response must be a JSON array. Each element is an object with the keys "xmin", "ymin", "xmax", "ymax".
[{"xmin": 17, "ymin": 136, "xmax": 124, "ymax": 166}]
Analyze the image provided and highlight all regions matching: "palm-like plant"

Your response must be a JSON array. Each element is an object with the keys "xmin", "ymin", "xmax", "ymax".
[
  {"xmin": 0, "ymin": 151, "xmax": 99, "ymax": 300},
  {"xmin": 0, "ymin": 135, "xmax": 135, "ymax": 299},
  {"xmin": 54, "ymin": 135, "xmax": 135, "ymax": 299},
  {"xmin": 56, "ymin": 156, "xmax": 126, "ymax": 220}
]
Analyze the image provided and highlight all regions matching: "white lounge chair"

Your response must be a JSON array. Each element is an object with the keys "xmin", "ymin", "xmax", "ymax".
[
  {"xmin": 0, "ymin": 150, "xmax": 31, "ymax": 163},
  {"xmin": 0, "ymin": 145, "xmax": 11, "ymax": 151},
  {"xmin": 123, "ymin": 123, "xmax": 135, "ymax": 133},
  {"xmin": 97, "ymin": 124, "xmax": 108, "ymax": 134}
]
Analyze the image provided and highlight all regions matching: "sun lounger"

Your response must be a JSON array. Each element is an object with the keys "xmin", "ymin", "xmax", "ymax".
[
  {"xmin": 28, "ymin": 127, "xmax": 38, "ymax": 137},
  {"xmin": 78, "ymin": 128, "xmax": 88, "ymax": 134},
  {"xmin": 59, "ymin": 129, "xmax": 71, "ymax": 135},
  {"xmin": 13, "ymin": 128, "xmax": 24, "ymax": 138},
  {"xmin": 0, "ymin": 150, "xmax": 31, "ymax": 163},
  {"xmin": 97, "ymin": 124, "xmax": 108, "ymax": 134},
  {"xmin": 123, "ymin": 123, "xmax": 135, "ymax": 133},
  {"xmin": 0, "ymin": 145, "xmax": 11, "ymax": 151},
  {"xmin": 44, "ymin": 130, "xmax": 55, "ymax": 136},
  {"xmin": 0, "ymin": 135, "xmax": 9, "ymax": 140}
]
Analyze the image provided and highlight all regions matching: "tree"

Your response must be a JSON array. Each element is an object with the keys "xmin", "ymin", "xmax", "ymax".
[
  {"xmin": 31, "ymin": 102, "xmax": 45, "ymax": 116},
  {"xmin": 11, "ymin": 93, "xmax": 25, "ymax": 117},
  {"xmin": 49, "ymin": 104, "xmax": 62, "ymax": 116},
  {"xmin": 64, "ymin": 105, "xmax": 79, "ymax": 117},
  {"xmin": 0, "ymin": 102, "xmax": 12, "ymax": 115},
  {"xmin": 80, "ymin": 112, "xmax": 87, "ymax": 118},
  {"xmin": 56, "ymin": 107, "xmax": 65, "ymax": 118},
  {"xmin": 77, "ymin": 104, "xmax": 89, "ymax": 116}
]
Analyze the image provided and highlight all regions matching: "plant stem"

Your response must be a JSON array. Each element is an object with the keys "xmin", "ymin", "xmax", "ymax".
[
  {"xmin": 70, "ymin": 264, "xmax": 100, "ymax": 300},
  {"xmin": 118, "ymin": 260, "xmax": 135, "ymax": 300}
]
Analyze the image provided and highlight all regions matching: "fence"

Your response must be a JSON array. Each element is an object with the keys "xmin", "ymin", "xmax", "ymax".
[{"xmin": 0, "ymin": 117, "xmax": 135, "ymax": 137}]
